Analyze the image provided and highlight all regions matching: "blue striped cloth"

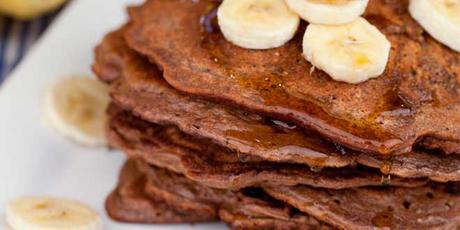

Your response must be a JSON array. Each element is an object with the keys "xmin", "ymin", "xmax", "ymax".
[{"xmin": 0, "ymin": 13, "xmax": 57, "ymax": 84}]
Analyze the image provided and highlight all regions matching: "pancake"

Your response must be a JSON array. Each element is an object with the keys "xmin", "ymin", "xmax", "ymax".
[
  {"xmin": 97, "ymin": 35, "xmax": 460, "ymax": 182},
  {"xmin": 108, "ymin": 159, "xmax": 329, "ymax": 229},
  {"xmin": 94, "ymin": 28, "xmax": 352, "ymax": 168},
  {"xmin": 108, "ymin": 104, "xmax": 429, "ymax": 189},
  {"xmin": 93, "ymin": 24, "xmax": 131, "ymax": 84},
  {"xmin": 125, "ymin": 0, "xmax": 460, "ymax": 155},
  {"xmin": 143, "ymin": 163, "xmax": 331, "ymax": 230},
  {"xmin": 218, "ymin": 208, "xmax": 326, "ymax": 230},
  {"xmin": 264, "ymin": 183, "xmax": 460, "ymax": 229},
  {"xmin": 97, "ymin": 1, "xmax": 460, "ymax": 229},
  {"xmin": 114, "ymin": 54, "xmax": 352, "ymax": 168},
  {"xmin": 105, "ymin": 159, "xmax": 210, "ymax": 223},
  {"xmin": 121, "ymin": 157, "xmax": 460, "ymax": 229},
  {"xmin": 143, "ymin": 166, "xmax": 231, "ymax": 219}
]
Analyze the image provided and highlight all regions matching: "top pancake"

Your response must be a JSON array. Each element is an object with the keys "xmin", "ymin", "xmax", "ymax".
[
  {"xmin": 125, "ymin": 0, "xmax": 460, "ymax": 155},
  {"xmin": 93, "ymin": 26, "xmax": 460, "ymax": 182}
]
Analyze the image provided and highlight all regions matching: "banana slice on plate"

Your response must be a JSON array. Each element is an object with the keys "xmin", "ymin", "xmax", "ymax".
[
  {"xmin": 43, "ymin": 77, "xmax": 110, "ymax": 147},
  {"xmin": 303, "ymin": 17, "xmax": 391, "ymax": 84},
  {"xmin": 409, "ymin": 0, "xmax": 460, "ymax": 52},
  {"xmin": 6, "ymin": 196, "xmax": 103, "ymax": 230},
  {"xmin": 217, "ymin": 0, "xmax": 300, "ymax": 49},
  {"xmin": 285, "ymin": 0, "xmax": 369, "ymax": 25}
]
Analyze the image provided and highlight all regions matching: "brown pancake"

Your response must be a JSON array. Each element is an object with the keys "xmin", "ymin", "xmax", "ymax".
[
  {"xmin": 93, "ymin": 24, "xmax": 131, "ymax": 84},
  {"xmin": 143, "ymin": 166, "xmax": 231, "ymax": 219},
  {"xmin": 143, "ymin": 163, "xmax": 331, "ymax": 230},
  {"xmin": 108, "ymin": 104, "xmax": 428, "ymax": 189},
  {"xmin": 119, "ymin": 158, "xmax": 460, "ymax": 229},
  {"xmin": 109, "ymin": 159, "xmax": 328, "ymax": 229},
  {"xmin": 101, "ymin": 43, "xmax": 460, "ymax": 182},
  {"xmin": 115, "ymin": 52, "xmax": 352, "ymax": 168},
  {"xmin": 264, "ymin": 183, "xmax": 460, "ymax": 229},
  {"xmin": 105, "ymin": 159, "xmax": 211, "ymax": 223},
  {"xmin": 92, "ymin": 28, "xmax": 352, "ymax": 168},
  {"xmin": 125, "ymin": 0, "xmax": 460, "ymax": 155},
  {"xmin": 218, "ymin": 208, "xmax": 326, "ymax": 230}
]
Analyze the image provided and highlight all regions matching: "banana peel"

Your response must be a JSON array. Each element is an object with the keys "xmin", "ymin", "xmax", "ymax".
[{"xmin": 0, "ymin": 0, "xmax": 67, "ymax": 20}]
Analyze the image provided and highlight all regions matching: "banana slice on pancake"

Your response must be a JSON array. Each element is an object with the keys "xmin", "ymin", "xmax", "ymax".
[
  {"xmin": 409, "ymin": 0, "xmax": 460, "ymax": 52},
  {"xmin": 6, "ymin": 196, "xmax": 102, "ymax": 230},
  {"xmin": 217, "ymin": 0, "xmax": 300, "ymax": 49},
  {"xmin": 303, "ymin": 17, "xmax": 391, "ymax": 84},
  {"xmin": 285, "ymin": 0, "xmax": 369, "ymax": 25},
  {"xmin": 43, "ymin": 77, "xmax": 110, "ymax": 147}
]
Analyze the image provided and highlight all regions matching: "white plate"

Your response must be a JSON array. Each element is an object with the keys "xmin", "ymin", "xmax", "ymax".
[{"xmin": 0, "ymin": 0, "xmax": 226, "ymax": 229}]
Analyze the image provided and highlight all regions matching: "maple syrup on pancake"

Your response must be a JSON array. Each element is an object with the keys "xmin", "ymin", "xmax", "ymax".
[
  {"xmin": 199, "ymin": 0, "xmax": 403, "ymax": 154},
  {"xmin": 224, "ymin": 123, "xmax": 330, "ymax": 168}
]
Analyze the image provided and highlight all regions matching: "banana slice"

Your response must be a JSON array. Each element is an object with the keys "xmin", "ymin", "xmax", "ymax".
[
  {"xmin": 284, "ymin": 0, "xmax": 369, "ymax": 25},
  {"xmin": 0, "ymin": 0, "xmax": 67, "ymax": 20},
  {"xmin": 303, "ymin": 17, "xmax": 391, "ymax": 84},
  {"xmin": 43, "ymin": 77, "xmax": 110, "ymax": 147},
  {"xmin": 217, "ymin": 0, "xmax": 300, "ymax": 49},
  {"xmin": 409, "ymin": 0, "xmax": 460, "ymax": 52},
  {"xmin": 6, "ymin": 196, "xmax": 102, "ymax": 230}
]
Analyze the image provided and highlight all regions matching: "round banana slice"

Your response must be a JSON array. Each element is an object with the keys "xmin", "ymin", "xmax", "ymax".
[
  {"xmin": 6, "ymin": 196, "xmax": 103, "ymax": 230},
  {"xmin": 217, "ymin": 0, "xmax": 300, "ymax": 49},
  {"xmin": 303, "ymin": 17, "xmax": 391, "ymax": 84},
  {"xmin": 409, "ymin": 0, "xmax": 460, "ymax": 52},
  {"xmin": 0, "ymin": 0, "xmax": 67, "ymax": 20},
  {"xmin": 285, "ymin": 0, "xmax": 369, "ymax": 25},
  {"xmin": 43, "ymin": 77, "xmax": 110, "ymax": 147}
]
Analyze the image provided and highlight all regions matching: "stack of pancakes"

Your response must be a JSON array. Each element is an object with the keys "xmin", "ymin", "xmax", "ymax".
[{"xmin": 93, "ymin": 0, "xmax": 460, "ymax": 229}]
